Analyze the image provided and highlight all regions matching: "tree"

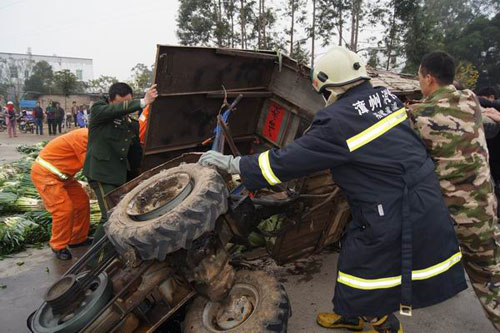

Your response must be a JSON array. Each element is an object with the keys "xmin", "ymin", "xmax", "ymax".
[
  {"xmin": 292, "ymin": 39, "xmax": 310, "ymax": 64},
  {"xmin": 87, "ymin": 75, "xmax": 118, "ymax": 93},
  {"xmin": 130, "ymin": 63, "xmax": 153, "ymax": 94},
  {"xmin": 0, "ymin": 56, "xmax": 35, "ymax": 106},
  {"xmin": 284, "ymin": 0, "xmax": 308, "ymax": 57},
  {"xmin": 225, "ymin": 0, "xmax": 238, "ymax": 47},
  {"xmin": 176, "ymin": 0, "xmax": 283, "ymax": 50},
  {"xmin": 365, "ymin": 0, "xmax": 420, "ymax": 71},
  {"xmin": 24, "ymin": 61, "xmax": 54, "ymax": 95},
  {"xmin": 213, "ymin": 0, "xmax": 227, "ymax": 46},
  {"xmin": 177, "ymin": 0, "xmax": 216, "ymax": 46},
  {"xmin": 238, "ymin": 0, "xmax": 259, "ymax": 49},
  {"xmin": 53, "ymin": 70, "xmax": 80, "ymax": 96},
  {"xmin": 349, "ymin": 0, "xmax": 362, "ymax": 52},
  {"xmin": 401, "ymin": 0, "xmax": 499, "ymax": 87},
  {"xmin": 0, "ymin": 83, "xmax": 9, "ymax": 104},
  {"xmin": 315, "ymin": 0, "xmax": 350, "ymax": 48},
  {"xmin": 253, "ymin": 0, "xmax": 277, "ymax": 49},
  {"xmin": 402, "ymin": 1, "xmax": 443, "ymax": 73},
  {"xmin": 455, "ymin": 61, "xmax": 480, "ymax": 90},
  {"xmin": 310, "ymin": 0, "xmax": 316, "ymax": 66},
  {"xmin": 257, "ymin": 0, "xmax": 266, "ymax": 48},
  {"xmin": 53, "ymin": 70, "xmax": 82, "ymax": 110},
  {"xmin": 447, "ymin": 13, "xmax": 500, "ymax": 88}
]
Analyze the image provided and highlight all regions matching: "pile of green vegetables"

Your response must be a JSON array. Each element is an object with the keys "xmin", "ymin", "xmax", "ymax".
[{"xmin": 0, "ymin": 142, "xmax": 101, "ymax": 256}]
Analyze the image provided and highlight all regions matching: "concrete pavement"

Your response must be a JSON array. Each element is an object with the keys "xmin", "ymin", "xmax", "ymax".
[
  {"xmin": 0, "ymin": 246, "xmax": 494, "ymax": 332},
  {"xmin": 280, "ymin": 250, "xmax": 495, "ymax": 333}
]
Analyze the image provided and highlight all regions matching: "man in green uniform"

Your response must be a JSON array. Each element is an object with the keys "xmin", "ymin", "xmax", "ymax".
[
  {"xmin": 83, "ymin": 82, "xmax": 158, "ymax": 243},
  {"xmin": 409, "ymin": 51, "xmax": 500, "ymax": 331}
]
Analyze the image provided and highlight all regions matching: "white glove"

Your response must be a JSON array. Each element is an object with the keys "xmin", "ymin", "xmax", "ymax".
[{"xmin": 199, "ymin": 150, "xmax": 241, "ymax": 174}]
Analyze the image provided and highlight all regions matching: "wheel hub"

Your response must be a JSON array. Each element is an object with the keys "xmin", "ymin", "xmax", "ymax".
[
  {"xmin": 30, "ymin": 272, "xmax": 112, "ymax": 333},
  {"xmin": 216, "ymin": 295, "xmax": 254, "ymax": 330},
  {"xmin": 43, "ymin": 275, "xmax": 83, "ymax": 314},
  {"xmin": 126, "ymin": 172, "xmax": 193, "ymax": 221},
  {"xmin": 202, "ymin": 283, "xmax": 259, "ymax": 332}
]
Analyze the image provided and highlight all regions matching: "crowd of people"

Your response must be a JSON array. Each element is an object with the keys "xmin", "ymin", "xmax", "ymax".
[{"xmin": 1, "ymin": 100, "xmax": 91, "ymax": 138}]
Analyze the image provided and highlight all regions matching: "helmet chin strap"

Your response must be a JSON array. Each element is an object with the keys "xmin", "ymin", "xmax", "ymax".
[{"xmin": 322, "ymin": 80, "xmax": 366, "ymax": 107}]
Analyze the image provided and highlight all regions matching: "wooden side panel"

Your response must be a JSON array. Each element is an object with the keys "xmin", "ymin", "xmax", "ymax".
[{"xmin": 271, "ymin": 171, "xmax": 351, "ymax": 264}]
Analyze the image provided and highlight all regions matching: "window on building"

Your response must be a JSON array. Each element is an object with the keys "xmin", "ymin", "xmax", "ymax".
[
  {"xmin": 76, "ymin": 69, "xmax": 83, "ymax": 80},
  {"xmin": 10, "ymin": 65, "xmax": 17, "ymax": 78}
]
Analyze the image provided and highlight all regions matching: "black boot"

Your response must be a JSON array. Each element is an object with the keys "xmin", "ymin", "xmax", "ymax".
[
  {"xmin": 51, "ymin": 248, "xmax": 72, "ymax": 260},
  {"xmin": 364, "ymin": 313, "xmax": 403, "ymax": 333},
  {"xmin": 68, "ymin": 237, "xmax": 94, "ymax": 248}
]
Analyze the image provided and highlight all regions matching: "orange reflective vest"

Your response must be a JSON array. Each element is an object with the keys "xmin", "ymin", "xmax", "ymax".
[
  {"xmin": 38, "ymin": 128, "xmax": 89, "ymax": 177},
  {"xmin": 139, "ymin": 105, "xmax": 150, "ymax": 146}
]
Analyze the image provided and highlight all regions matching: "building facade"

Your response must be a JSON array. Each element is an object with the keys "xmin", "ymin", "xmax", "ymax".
[{"xmin": 0, "ymin": 52, "xmax": 94, "ymax": 82}]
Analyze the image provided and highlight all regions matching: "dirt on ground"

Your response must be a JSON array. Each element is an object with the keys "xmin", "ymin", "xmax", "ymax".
[{"xmin": 0, "ymin": 123, "xmax": 71, "ymax": 164}]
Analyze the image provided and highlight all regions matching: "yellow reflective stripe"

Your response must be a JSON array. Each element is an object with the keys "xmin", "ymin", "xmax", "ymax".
[
  {"xmin": 346, "ymin": 108, "xmax": 407, "ymax": 152},
  {"xmin": 337, "ymin": 272, "xmax": 401, "ymax": 290},
  {"xmin": 412, "ymin": 252, "xmax": 462, "ymax": 280},
  {"xmin": 36, "ymin": 157, "xmax": 69, "ymax": 180},
  {"xmin": 258, "ymin": 151, "xmax": 281, "ymax": 185},
  {"xmin": 337, "ymin": 251, "xmax": 462, "ymax": 290}
]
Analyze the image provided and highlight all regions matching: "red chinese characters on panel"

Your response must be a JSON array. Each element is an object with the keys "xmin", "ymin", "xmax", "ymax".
[{"xmin": 262, "ymin": 102, "xmax": 285, "ymax": 143}]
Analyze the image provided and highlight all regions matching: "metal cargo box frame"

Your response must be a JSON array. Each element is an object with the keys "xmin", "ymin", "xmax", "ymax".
[{"xmin": 106, "ymin": 45, "xmax": 420, "ymax": 264}]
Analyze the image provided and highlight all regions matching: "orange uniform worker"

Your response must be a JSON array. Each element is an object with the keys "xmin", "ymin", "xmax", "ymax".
[
  {"xmin": 138, "ymin": 104, "xmax": 150, "ymax": 146},
  {"xmin": 31, "ymin": 128, "xmax": 90, "ymax": 260}
]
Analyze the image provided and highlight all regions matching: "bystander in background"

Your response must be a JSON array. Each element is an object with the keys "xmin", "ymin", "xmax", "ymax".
[
  {"xmin": 46, "ymin": 101, "xmax": 56, "ymax": 135},
  {"xmin": 5, "ymin": 101, "xmax": 17, "ymax": 138},
  {"xmin": 55, "ymin": 102, "xmax": 64, "ymax": 134},
  {"xmin": 32, "ymin": 101, "xmax": 44, "ymax": 135}
]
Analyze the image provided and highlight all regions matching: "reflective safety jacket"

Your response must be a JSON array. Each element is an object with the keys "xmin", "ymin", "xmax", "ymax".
[
  {"xmin": 138, "ymin": 104, "xmax": 150, "ymax": 146},
  {"xmin": 38, "ymin": 128, "xmax": 88, "ymax": 178},
  {"xmin": 239, "ymin": 82, "xmax": 467, "ymax": 316}
]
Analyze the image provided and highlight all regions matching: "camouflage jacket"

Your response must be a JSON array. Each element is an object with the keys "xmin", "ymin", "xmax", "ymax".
[{"xmin": 409, "ymin": 85, "xmax": 497, "ymax": 224}]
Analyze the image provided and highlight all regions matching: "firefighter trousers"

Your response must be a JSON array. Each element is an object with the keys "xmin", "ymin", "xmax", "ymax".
[{"xmin": 31, "ymin": 164, "xmax": 90, "ymax": 250}]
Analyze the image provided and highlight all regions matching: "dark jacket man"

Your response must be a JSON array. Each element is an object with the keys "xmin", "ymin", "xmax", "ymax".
[
  {"xmin": 478, "ymin": 89, "xmax": 500, "ymax": 185},
  {"xmin": 55, "ymin": 104, "xmax": 65, "ymax": 120},
  {"xmin": 32, "ymin": 103, "xmax": 44, "ymax": 135},
  {"xmin": 33, "ymin": 105, "xmax": 44, "ymax": 119},
  {"xmin": 46, "ymin": 103, "xmax": 57, "ymax": 136}
]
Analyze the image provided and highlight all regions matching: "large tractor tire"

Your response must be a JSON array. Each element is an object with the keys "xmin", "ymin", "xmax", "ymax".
[
  {"xmin": 184, "ymin": 270, "xmax": 290, "ymax": 333},
  {"xmin": 105, "ymin": 163, "xmax": 228, "ymax": 261}
]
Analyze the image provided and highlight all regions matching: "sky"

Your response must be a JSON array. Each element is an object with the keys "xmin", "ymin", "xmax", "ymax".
[
  {"xmin": 1, "ymin": 0, "xmax": 180, "ymax": 80},
  {"xmin": 0, "ymin": 0, "xmax": 384, "ymax": 81}
]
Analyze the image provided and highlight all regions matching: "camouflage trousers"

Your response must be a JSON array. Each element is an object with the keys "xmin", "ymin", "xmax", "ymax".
[{"xmin": 454, "ymin": 217, "xmax": 500, "ymax": 331}]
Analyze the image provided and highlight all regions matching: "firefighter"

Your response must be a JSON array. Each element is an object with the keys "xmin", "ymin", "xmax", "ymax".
[
  {"xmin": 31, "ymin": 128, "xmax": 90, "ymax": 260},
  {"xmin": 199, "ymin": 46, "xmax": 467, "ymax": 332}
]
